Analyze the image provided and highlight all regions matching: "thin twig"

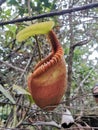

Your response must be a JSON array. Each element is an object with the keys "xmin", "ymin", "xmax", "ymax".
[
  {"xmin": 22, "ymin": 122, "xmax": 98, "ymax": 130},
  {"xmin": 0, "ymin": 60, "xmax": 25, "ymax": 72},
  {"xmin": 22, "ymin": 121, "xmax": 61, "ymax": 129},
  {"xmin": 79, "ymin": 69, "xmax": 94, "ymax": 88},
  {"xmin": 0, "ymin": 2, "xmax": 98, "ymax": 25},
  {"xmin": 27, "ymin": 0, "xmax": 32, "ymax": 17},
  {"xmin": 18, "ymin": 54, "xmax": 34, "ymax": 80},
  {"xmin": 0, "ymin": 128, "xmax": 29, "ymax": 130},
  {"xmin": 72, "ymin": 38, "xmax": 91, "ymax": 49},
  {"xmin": 35, "ymin": 35, "xmax": 42, "ymax": 61}
]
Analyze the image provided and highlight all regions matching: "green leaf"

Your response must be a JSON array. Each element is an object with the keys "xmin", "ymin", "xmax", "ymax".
[
  {"xmin": 16, "ymin": 21, "xmax": 55, "ymax": 42},
  {"xmin": 8, "ymin": 0, "xmax": 18, "ymax": 6},
  {"xmin": 0, "ymin": 85, "xmax": 15, "ymax": 104},
  {"xmin": 6, "ymin": 25, "xmax": 17, "ymax": 34},
  {"xmin": 13, "ymin": 84, "xmax": 30, "ymax": 95},
  {"xmin": 5, "ymin": 9, "xmax": 11, "ymax": 16}
]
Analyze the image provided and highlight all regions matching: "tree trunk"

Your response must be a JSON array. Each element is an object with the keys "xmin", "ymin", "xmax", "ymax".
[{"xmin": 66, "ymin": 3, "xmax": 74, "ymax": 106}]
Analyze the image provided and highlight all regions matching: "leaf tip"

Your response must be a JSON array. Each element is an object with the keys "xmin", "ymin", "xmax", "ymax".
[{"xmin": 16, "ymin": 20, "xmax": 55, "ymax": 42}]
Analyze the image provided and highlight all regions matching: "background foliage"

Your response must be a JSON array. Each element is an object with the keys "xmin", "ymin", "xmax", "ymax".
[{"xmin": 0, "ymin": 0, "xmax": 98, "ymax": 129}]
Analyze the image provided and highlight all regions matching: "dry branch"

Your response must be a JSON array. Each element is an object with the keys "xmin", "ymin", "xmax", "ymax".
[
  {"xmin": 72, "ymin": 39, "xmax": 91, "ymax": 49},
  {"xmin": 0, "ymin": 127, "xmax": 29, "ymax": 130},
  {"xmin": 0, "ymin": 60, "xmax": 25, "ymax": 72},
  {"xmin": 0, "ymin": 2, "xmax": 98, "ymax": 25},
  {"xmin": 23, "ymin": 121, "xmax": 61, "ymax": 129}
]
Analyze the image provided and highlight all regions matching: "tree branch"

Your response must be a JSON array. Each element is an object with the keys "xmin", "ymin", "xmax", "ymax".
[
  {"xmin": 0, "ymin": 60, "xmax": 25, "ymax": 72},
  {"xmin": 0, "ymin": 128, "xmax": 29, "ymax": 130},
  {"xmin": 79, "ymin": 69, "xmax": 94, "ymax": 88},
  {"xmin": 23, "ymin": 121, "xmax": 61, "ymax": 129},
  {"xmin": 72, "ymin": 38, "xmax": 91, "ymax": 49},
  {"xmin": 0, "ymin": 2, "xmax": 98, "ymax": 25}
]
